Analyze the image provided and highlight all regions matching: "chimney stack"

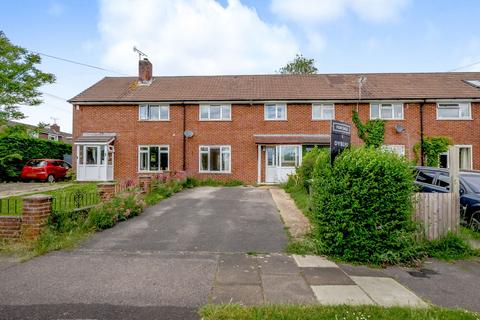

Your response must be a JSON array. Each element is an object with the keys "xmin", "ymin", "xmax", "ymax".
[
  {"xmin": 50, "ymin": 123, "xmax": 60, "ymax": 132},
  {"xmin": 138, "ymin": 58, "xmax": 153, "ymax": 85}
]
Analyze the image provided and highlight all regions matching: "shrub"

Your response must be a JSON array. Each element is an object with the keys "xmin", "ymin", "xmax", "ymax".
[
  {"xmin": 311, "ymin": 147, "xmax": 418, "ymax": 265},
  {"xmin": 296, "ymin": 147, "xmax": 323, "ymax": 191},
  {"xmin": 421, "ymin": 232, "xmax": 477, "ymax": 261},
  {"xmin": 84, "ymin": 193, "xmax": 145, "ymax": 230}
]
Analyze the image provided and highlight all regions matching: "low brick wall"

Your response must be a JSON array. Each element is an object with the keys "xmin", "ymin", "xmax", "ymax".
[{"xmin": 0, "ymin": 216, "xmax": 22, "ymax": 241}]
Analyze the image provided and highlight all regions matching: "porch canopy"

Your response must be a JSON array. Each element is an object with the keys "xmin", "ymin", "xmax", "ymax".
[
  {"xmin": 74, "ymin": 133, "xmax": 116, "ymax": 144},
  {"xmin": 253, "ymin": 134, "xmax": 330, "ymax": 145}
]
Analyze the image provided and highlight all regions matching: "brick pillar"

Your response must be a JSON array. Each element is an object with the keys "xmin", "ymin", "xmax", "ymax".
[
  {"xmin": 0, "ymin": 216, "xmax": 22, "ymax": 241},
  {"xmin": 139, "ymin": 175, "xmax": 152, "ymax": 193},
  {"xmin": 21, "ymin": 194, "xmax": 52, "ymax": 240},
  {"xmin": 98, "ymin": 182, "xmax": 116, "ymax": 202}
]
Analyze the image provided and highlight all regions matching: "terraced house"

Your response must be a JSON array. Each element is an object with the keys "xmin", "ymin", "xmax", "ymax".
[{"xmin": 69, "ymin": 59, "xmax": 480, "ymax": 184}]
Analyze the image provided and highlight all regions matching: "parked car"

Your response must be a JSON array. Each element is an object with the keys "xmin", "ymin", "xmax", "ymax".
[
  {"xmin": 414, "ymin": 166, "xmax": 480, "ymax": 230},
  {"xmin": 20, "ymin": 159, "xmax": 72, "ymax": 182}
]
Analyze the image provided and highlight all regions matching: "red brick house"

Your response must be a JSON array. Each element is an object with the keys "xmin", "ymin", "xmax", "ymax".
[{"xmin": 69, "ymin": 59, "xmax": 480, "ymax": 184}]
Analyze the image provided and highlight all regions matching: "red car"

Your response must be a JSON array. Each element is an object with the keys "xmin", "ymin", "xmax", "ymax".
[{"xmin": 20, "ymin": 159, "xmax": 72, "ymax": 182}]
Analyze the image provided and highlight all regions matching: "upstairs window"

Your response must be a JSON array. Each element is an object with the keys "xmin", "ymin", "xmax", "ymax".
[
  {"xmin": 139, "ymin": 104, "xmax": 169, "ymax": 121},
  {"xmin": 200, "ymin": 104, "xmax": 231, "ymax": 121},
  {"xmin": 265, "ymin": 103, "xmax": 287, "ymax": 120},
  {"xmin": 138, "ymin": 145, "xmax": 169, "ymax": 172},
  {"xmin": 312, "ymin": 103, "xmax": 335, "ymax": 120},
  {"xmin": 437, "ymin": 102, "xmax": 471, "ymax": 120},
  {"xmin": 370, "ymin": 103, "xmax": 403, "ymax": 120}
]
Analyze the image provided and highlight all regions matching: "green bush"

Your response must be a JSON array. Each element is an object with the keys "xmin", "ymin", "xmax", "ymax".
[
  {"xmin": 0, "ymin": 136, "xmax": 71, "ymax": 181},
  {"xmin": 311, "ymin": 147, "xmax": 418, "ymax": 265},
  {"xmin": 421, "ymin": 232, "xmax": 478, "ymax": 261},
  {"xmin": 84, "ymin": 193, "xmax": 145, "ymax": 230},
  {"xmin": 296, "ymin": 147, "xmax": 323, "ymax": 191}
]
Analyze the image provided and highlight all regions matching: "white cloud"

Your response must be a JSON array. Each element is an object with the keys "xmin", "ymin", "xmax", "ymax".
[
  {"xmin": 270, "ymin": 0, "xmax": 410, "ymax": 24},
  {"xmin": 97, "ymin": 0, "xmax": 300, "ymax": 75}
]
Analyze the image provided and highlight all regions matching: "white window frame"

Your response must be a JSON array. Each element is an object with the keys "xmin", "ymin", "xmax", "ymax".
[
  {"xmin": 278, "ymin": 145, "xmax": 302, "ymax": 168},
  {"xmin": 138, "ymin": 145, "xmax": 169, "ymax": 172},
  {"xmin": 370, "ymin": 102, "xmax": 404, "ymax": 120},
  {"xmin": 438, "ymin": 145, "xmax": 473, "ymax": 170},
  {"xmin": 312, "ymin": 103, "xmax": 335, "ymax": 120},
  {"xmin": 48, "ymin": 133, "xmax": 58, "ymax": 141},
  {"xmin": 381, "ymin": 144, "xmax": 405, "ymax": 156},
  {"xmin": 199, "ymin": 145, "xmax": 231, "ymax": 173},
  {"xmin": 139, "ymin": 104, "xmax": 170, "ymax": 121},
  {"xmin": 264, "ymin": 103, "xmax": 287, "ymax": 121},
  {"xmin": 436, "ymin": 102, "xmax": 471, "ymax": 120},
  {"xmin": 199, "ymin": 104, "xmax": 231, "ymax": 121}
]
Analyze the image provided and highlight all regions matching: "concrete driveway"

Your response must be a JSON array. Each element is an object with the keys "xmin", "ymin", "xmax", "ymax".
[{"xmin": 0, "ymin": 187, "xmax": 288, "ymax": 320}]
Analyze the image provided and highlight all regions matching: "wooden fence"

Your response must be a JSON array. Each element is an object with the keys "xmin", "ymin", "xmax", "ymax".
[{"xmin": 413, "ymin": 192, "xmax": 459, "ymax": 240}]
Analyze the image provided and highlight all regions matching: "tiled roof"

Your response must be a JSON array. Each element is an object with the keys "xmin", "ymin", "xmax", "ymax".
[{"xmin": 69, "ymin": 72, "xmax": 480, "ymax": 103}]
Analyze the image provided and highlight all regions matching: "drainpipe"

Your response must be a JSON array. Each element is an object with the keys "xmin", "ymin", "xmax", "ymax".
[
  {"xmin": 182, "ymin": 102, "xmax": 186, "ymax": 171},
  {"xmin": 420, "ymin": 99, "xmax": 425, "ymax": 166}
]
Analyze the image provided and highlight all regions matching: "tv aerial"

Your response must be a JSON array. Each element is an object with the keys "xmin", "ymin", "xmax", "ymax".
[{"xmin": 133, "ymin": 46, "xmax": 148, "ymax": 60}]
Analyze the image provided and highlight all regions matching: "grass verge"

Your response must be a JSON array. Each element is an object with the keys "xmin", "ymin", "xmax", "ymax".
[{"xmin": 200, "ymin": 304, "xmax": 480, "ymax": 320}]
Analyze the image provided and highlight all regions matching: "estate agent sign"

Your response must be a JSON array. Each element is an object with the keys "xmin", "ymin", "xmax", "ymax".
[{"xmin": 330, "ymin": 120, "xmax": 351, "ymax": 164}]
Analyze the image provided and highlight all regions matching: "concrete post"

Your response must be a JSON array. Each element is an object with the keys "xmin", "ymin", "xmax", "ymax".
[{"xmin": 21, "ymin": 194, "xmax": 52, "ymax": 240}]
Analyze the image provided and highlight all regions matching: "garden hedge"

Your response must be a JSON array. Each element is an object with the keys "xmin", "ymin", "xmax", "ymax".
[
  {"xmin": 311, "ymin": 147, "xmax": 418, "ymax": 264},
  {"xmin": 0, "ymin": 136, "xmax": 71, "ymax": 181}
]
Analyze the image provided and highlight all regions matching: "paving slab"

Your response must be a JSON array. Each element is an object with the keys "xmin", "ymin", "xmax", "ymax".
[
  {"xmin": 311, "ymin": 285, "xmax": 375, "ymax": 305},
  {"xmin": 262, "ymin": 274, "xmax": 316, "ymax": 304},
  {"xmin": 216, "ymin": 254, "xmax": 260, "ymax": 285},
  {"xmin": 293, "ymin": 255, "xmax": 338, "ymax": 268},
  {"xmin": 352, "ymin": 276, "xmax": 427, "ymax": 307},
  {"xmin": 210, "ymin": 284, "xmax": 263, "ymax": 305},
  {"xmin": 257, "ymin": 254, "xmax": 299, "ymax": 275},
  {"xmin": 337, "ymin": 263, "xmax": 389, "ymax": 277},
  {"xmin": 302, "ymin": 267, "xmax": 355, "ymax": 285}
]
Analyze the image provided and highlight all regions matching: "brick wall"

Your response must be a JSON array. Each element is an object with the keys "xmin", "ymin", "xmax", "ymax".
[
  {"xmin": 0, "ymin": 216, "xmax": 22, "ymax": 240},
  {"xmin": 72, "ymin": 102, "xmax": 480, "ymax": 184}
]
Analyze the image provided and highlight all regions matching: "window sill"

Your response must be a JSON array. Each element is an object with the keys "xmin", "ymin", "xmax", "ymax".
[
  {"xmin": 436, "ymin": 118, "xmax": 473, "ymax": 121},
  {"xmin": 137, "ymin": 170, "xmax": 170, "ymax": 173},
  {"xmin": 199, "ymin": 171, "xmax": 232, "ymax": 174},
  {"xmin": 370, "ymin": 118, "xmax": 405, "ymax": 121},
  {"xmin": 264, "ymin": 119, "xmax": 288, "ymax": 121},
  {"xmin": 199, "ymin": 119, "xmax": 232, "ymax": 122},
  {"xmin": 138, "ymin": 119, "xmax": 170, "ymax": 122},
  {"xmin": 312, "ymin": 118, "xmax": 335, "ymax": 121}
]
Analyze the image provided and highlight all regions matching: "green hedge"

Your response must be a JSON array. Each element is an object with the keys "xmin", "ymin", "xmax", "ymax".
[
  {"xmin": 311, "ymin": 147, "xmax": 418, "ymax": 264},
  {"xmin": 0, "ymin": 136, "xmax": 71, "ymax": 181}
]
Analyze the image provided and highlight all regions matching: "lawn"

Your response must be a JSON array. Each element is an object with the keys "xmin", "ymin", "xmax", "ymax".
[
  {"xmin": 0, "ymin": 182, "xmax": 98, "ymax": 216},
  {"xmin": 200, "ymin": 304, "xmax": 480, "ymax": 320}
]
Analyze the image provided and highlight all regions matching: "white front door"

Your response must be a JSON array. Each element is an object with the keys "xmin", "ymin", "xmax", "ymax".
[
  {"xmin": 265, "ymin": 145, "xmax": 302, "ymax": 183},
  {"xmin": 265, "ymin": 146, "xmax": 277, "ymax": 183}
]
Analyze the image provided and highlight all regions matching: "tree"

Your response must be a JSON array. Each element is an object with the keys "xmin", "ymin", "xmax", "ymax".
[
  {"xmin": 0, "ymin": 31, "xmax": 55, "ymax": 122},
  {"xmin": 278, "ymin": 54, "xmax": 318, "ymax": 74}
]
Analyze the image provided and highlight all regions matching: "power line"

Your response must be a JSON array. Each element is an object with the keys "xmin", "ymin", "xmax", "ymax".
[
  {"xmin": 448, "ymin": 58, "xmax": 480, "ymax": 72},
  {"xmin": 31, "ymin": 50, "xmax": 128, "ymax": 76},
  {"xmin": 41, "ymin": 91, "xmax": 68, "ymax": 101}
]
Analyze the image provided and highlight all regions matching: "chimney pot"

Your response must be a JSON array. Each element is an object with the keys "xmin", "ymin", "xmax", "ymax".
[
  {"xmin": 138, "ymin": 58, "xmax": 153, "ymax": 85},
  {"xmin": 50, "ymin": 123, "xmax": 60, "ymax": 132}
]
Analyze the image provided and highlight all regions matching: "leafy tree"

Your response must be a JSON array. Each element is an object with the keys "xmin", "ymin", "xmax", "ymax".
[
  {"xmin": 278, "ymin": 54, "xmax": 318, "ymax": 74},
  {"xmin": 0, "ymin": 31, "xmax": 55, "ymax": 122}
]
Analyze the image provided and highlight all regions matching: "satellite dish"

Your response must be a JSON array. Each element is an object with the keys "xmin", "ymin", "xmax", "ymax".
[
  {"xmin": 184, "ymin": 130, "xmax": 194, "ymax": 138},
  {"xmin": 395, "ymin": 124, "xmax": 405, "ymax": 133}
]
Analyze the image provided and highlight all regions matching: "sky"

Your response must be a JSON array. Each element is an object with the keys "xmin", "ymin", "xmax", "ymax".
[{"xmin": 1, "ymin": 0, "xmax": 480, "ymax": 133}]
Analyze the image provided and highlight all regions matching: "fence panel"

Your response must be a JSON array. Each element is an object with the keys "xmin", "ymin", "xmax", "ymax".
[
  {"xmin": 0, "ymin": 197, "xmax": 22, "ymax": 216},
  {"xmin": 52, "ymin": 191, "xmax": 100, "ymax": 213},
  {"xmin": 413, "ymin": 192, "xmax": 459, "ymax": 240}
]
